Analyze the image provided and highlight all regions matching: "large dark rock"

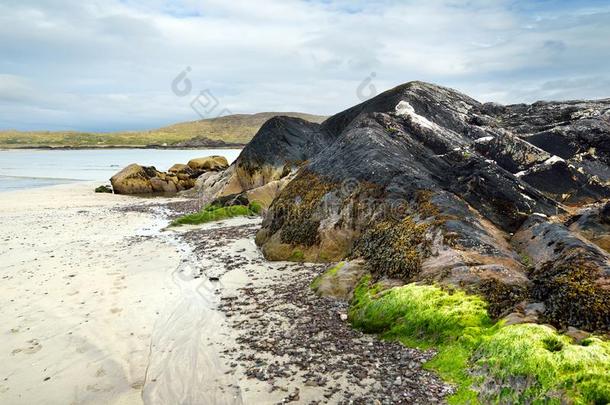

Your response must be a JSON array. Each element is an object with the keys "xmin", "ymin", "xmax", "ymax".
[{"xmin": 197, "ymin": 81, "xmax": 610, "ymax": 331}]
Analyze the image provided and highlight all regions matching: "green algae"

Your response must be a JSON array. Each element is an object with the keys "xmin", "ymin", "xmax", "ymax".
[
  {"xmin": 349, "ymin": 276, "xmax": 610, "ymax": 404},
  {"xmin": 288, "ymin": 248, "xmax": 305, "ymax": 262},
  {"xmin": 170, "ymin": 202, "xmax": 261, "ymax": 226}
]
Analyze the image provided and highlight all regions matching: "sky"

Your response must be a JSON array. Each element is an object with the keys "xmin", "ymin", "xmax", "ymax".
[{"xmin": 1, "ymin": 0, "xmax": 610, "ymax": 132}]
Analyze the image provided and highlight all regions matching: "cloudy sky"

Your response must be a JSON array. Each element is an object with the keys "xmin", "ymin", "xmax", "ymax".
[{"xmin": 1, "ymin": 0, "xmax": 610, "ymax": 132}]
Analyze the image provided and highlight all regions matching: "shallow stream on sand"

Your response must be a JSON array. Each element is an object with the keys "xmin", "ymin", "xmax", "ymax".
[{"xmin": 137, "ymin": 209, "xmax": 245, "ymax": 405}]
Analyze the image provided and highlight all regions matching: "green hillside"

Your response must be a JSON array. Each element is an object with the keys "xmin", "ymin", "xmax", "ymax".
[{"xmin": 0, "ymin": 112, "xmax": 327, "ymax": 148}]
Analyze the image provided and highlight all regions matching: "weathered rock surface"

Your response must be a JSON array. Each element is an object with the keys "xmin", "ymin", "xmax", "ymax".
[
  {"xmin": 567, "ymin": 201, "xmax": 610, "ymax": 252},
  {"xmin": 110, "ymin": 164, "xmax": 159, "ymax": 194},
  {"xmin": 311, "ymin": 261, "xmax": 367, "ymax": 300},
  {"xmin": 196, "ymin": 81, "xmax": 610, "ymax": 331},
  {"xmin": 187, "ymin": 155, "xmax": 228, "ymax": 172}
]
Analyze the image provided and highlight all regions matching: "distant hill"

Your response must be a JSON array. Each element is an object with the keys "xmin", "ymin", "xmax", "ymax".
[{"xmin": 0, "ymin": 112, "xmax": 327, "ymax": 148}]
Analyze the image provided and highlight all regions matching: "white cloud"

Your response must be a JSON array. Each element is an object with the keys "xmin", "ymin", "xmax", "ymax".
[{"xmin": 0, "ymin": 0, "xmax": 609, "ymax": 131}]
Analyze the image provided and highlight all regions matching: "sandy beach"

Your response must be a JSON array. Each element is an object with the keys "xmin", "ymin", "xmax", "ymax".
[
  {"xmin": 0, "ymin": 182, "xmax": 450, "ymax": 405},
  {"xmin": 0, "ymin": 183, "xmax": 184, "ymax": 404}
]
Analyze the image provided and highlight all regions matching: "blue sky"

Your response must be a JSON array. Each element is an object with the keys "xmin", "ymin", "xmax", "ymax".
[{"xmin": 1, "ymin": 0, "xmax": 609, "ymax": 132}]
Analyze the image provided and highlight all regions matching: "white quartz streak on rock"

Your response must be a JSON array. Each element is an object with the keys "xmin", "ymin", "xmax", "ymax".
[{"xmin": 395, "ymin": 101, "xmax": 437, "ymax": 130}]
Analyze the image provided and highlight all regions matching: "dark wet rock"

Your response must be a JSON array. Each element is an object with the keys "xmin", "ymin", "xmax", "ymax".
[
  {"xmin": 187, "ymin": 116, "xmax": 334, "ymax": 206},
  {"xmin": 492, "ymin": 100, "xmax": 610, "ymax": 163},
  {"xmin": 518, "ymin": 157, "xmax": 610, "ymax": 205},
  {"xmin": 211, "ymin": 192, "xmax": 250, "ymax": 207}
]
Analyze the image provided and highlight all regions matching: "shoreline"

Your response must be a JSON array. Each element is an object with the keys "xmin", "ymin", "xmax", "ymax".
[{"xmin": 0, "ymin": 183, "xmax": 450, "ymax": 404}]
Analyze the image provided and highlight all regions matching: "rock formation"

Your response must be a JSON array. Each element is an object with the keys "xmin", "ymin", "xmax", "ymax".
[
  {"xmin": 197, "ymin": 81, "xmax": 610, "ymax": 331},
  {"xmin": 110, "ymin": 156, "xmax": 228, "ymax": 194}
]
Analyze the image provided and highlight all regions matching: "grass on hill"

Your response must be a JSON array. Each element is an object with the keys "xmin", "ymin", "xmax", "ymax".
[
  {"xmin": 0, "ymin": 112, "xmax": 327, "ymax": 148},
  {"xmin": 349, "ymin": 275, "xmax": 610, "ymax": 404},
  {"xmin": 170, "ymin": 202, "xmax": 262, "ymax": 226}
]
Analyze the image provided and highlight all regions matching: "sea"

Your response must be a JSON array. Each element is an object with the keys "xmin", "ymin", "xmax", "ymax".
[{"xmin": 0, "ymin": 148, "xmax": 241, "ymax": 192}]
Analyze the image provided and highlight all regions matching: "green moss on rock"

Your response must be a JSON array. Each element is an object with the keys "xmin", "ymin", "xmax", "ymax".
[
  {"xmin": 349, "ymin": 276, "xmax": 610, "ymax": 404},
  {"xmin": 476, "ymin": 324, "xmax": 610, "ymax": 404}
]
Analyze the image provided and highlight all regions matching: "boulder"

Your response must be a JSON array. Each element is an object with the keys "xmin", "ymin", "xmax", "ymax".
[
  {"xmin": 110, "ymin": 156, "xmax": 231, "ymax": 195},
  {"xmin": 311, "ymin": 261, "xmax": 367, "ymax": 300},
  {"xmin": 110, "ymin": 164, "xmax": 157, "ymax": 194},
  {"xmin": 111, "ymin": 163, "xmax": 195, "ymax": 195},
  {"xmin": 187, "ymin": 156, "xmax": 229, "ymax": 172},
  {"xmin": 210, "ymin": 192, "xmax": 250, "ymax": 207}
]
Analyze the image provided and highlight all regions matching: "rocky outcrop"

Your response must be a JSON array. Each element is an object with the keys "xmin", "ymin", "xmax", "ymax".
[
  {"xmin": 111, "ymin": 156, "xmax": 228, "ymax": 195},
  {"xmin": 196, "ymin": 81, "xmax": 610, "ymax": 331},
  {"xmin": 187, "ymin": 155, "xmax": 228, "ymax": 172},
  {"xmin": 171, "ymin": 136, "xmax": 243, "ymax": 148}
]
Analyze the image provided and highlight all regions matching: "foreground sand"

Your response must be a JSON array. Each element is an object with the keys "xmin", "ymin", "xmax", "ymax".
[
  {"xmin": 0, "ymin": 183, "xmax": 183, "ymax": 404},
  {"xmin": 0, "ymin": 182, "xmax": 449, "ymax": 404}
]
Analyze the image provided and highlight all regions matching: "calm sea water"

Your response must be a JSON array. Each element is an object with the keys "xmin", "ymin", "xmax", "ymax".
[{"xmin": 0, "ymin": 149, "xmax": 241, "ymax": 192}]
